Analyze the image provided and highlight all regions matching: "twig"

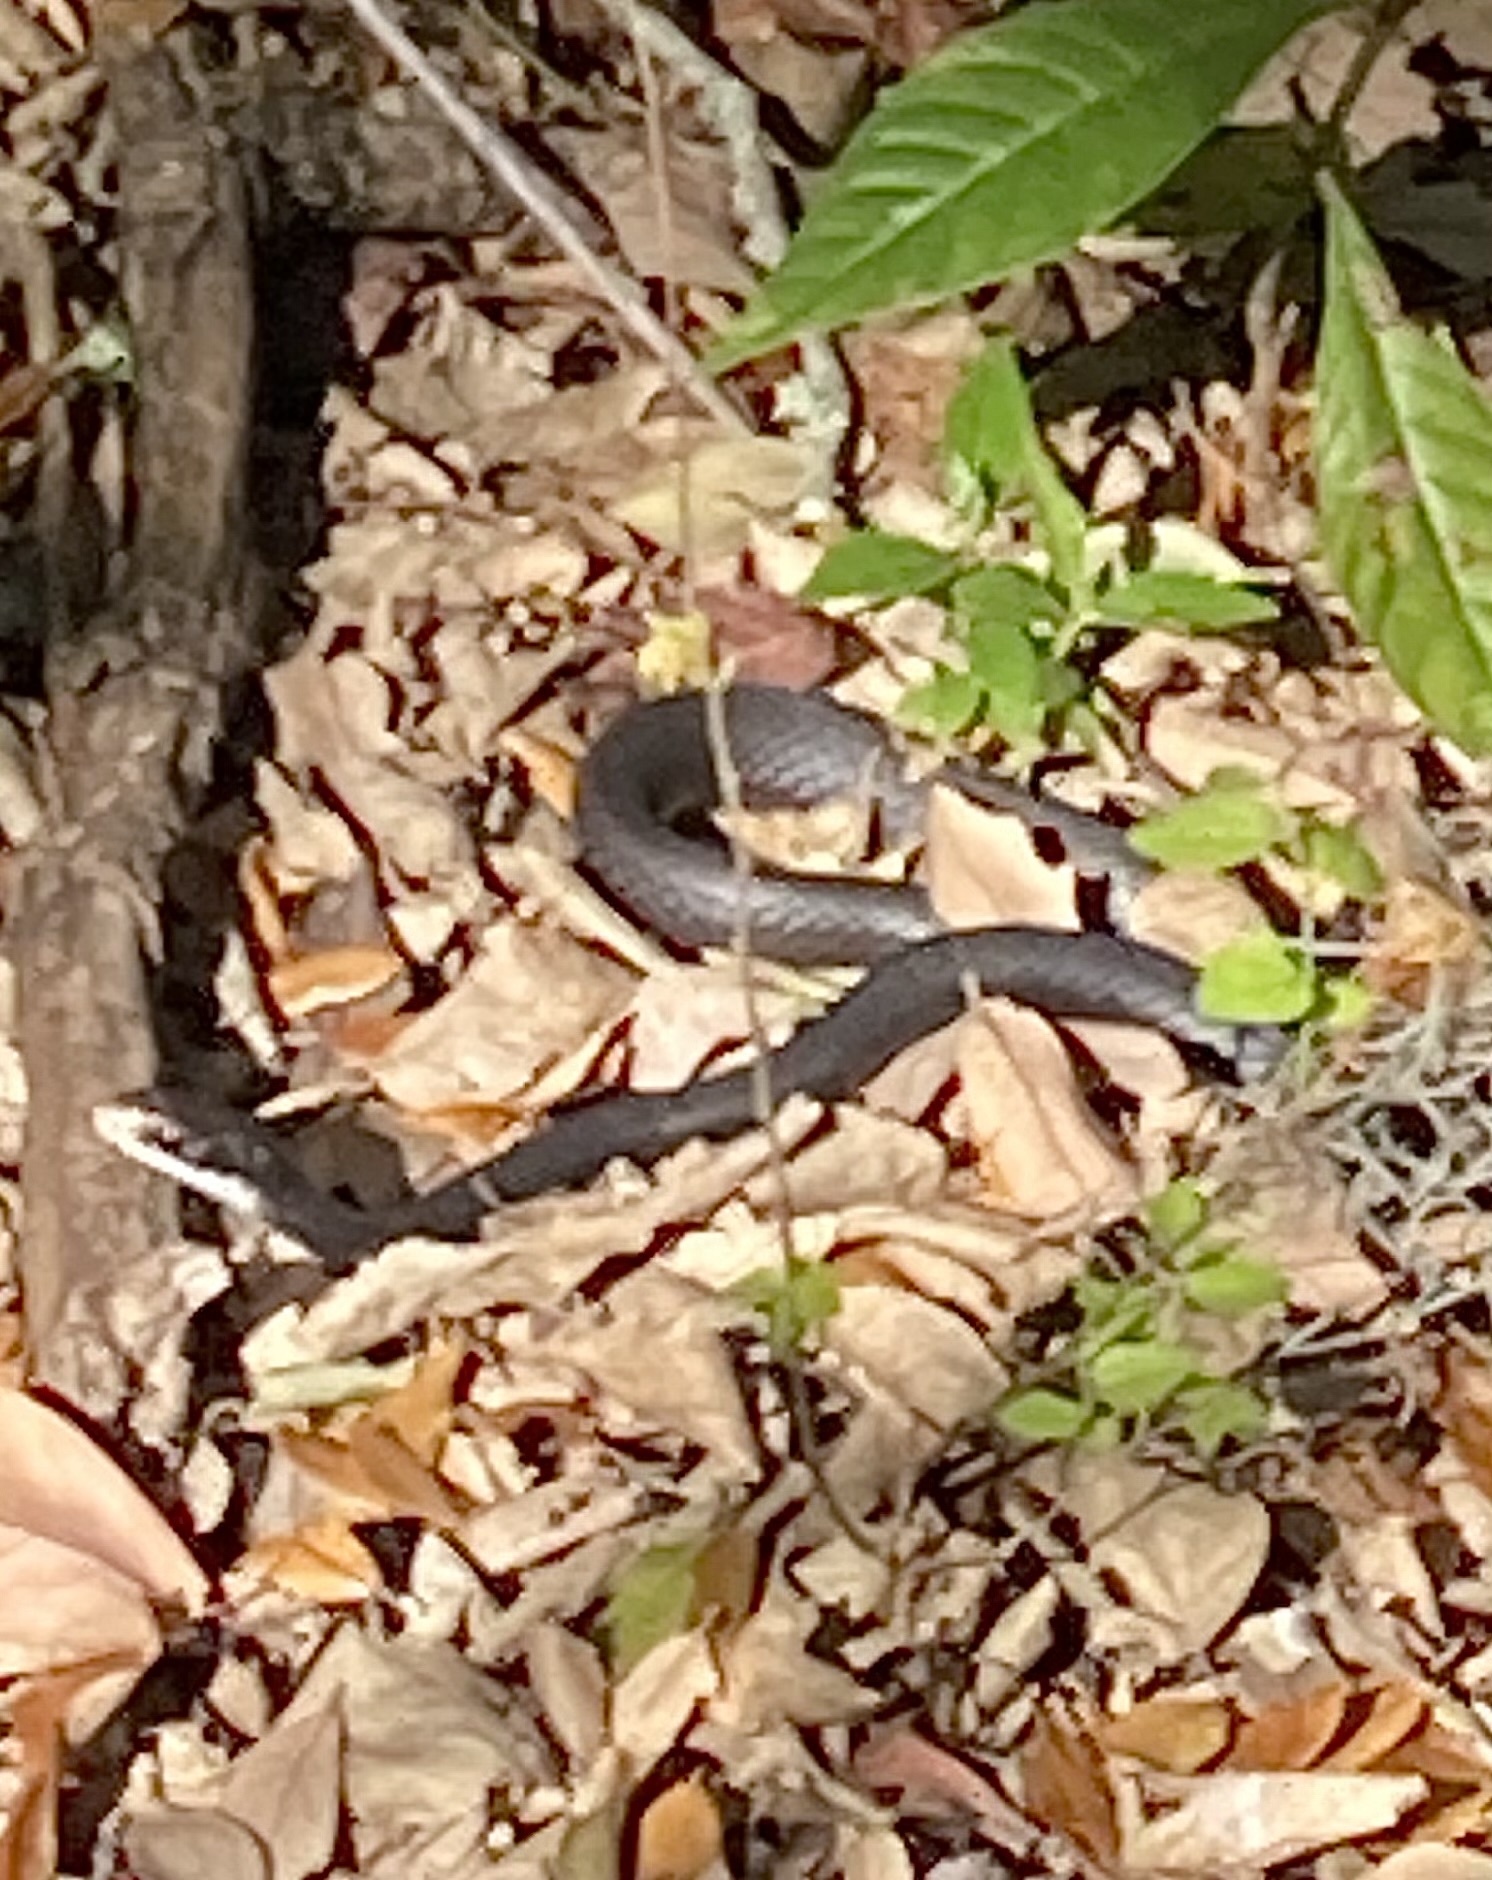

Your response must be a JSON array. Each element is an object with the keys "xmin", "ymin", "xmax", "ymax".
[
  {"xmin": 341, "ymin": 0, "xmax": 749, "ymax": 435},
  {"xmin": 1320, "ymin": 0, "xmax": 1422, "ymax": 159}
]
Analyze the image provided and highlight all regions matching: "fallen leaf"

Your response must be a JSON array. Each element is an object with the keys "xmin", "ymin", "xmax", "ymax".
[
  {"xmin": 634, "ymin": 1774, "xmax": 723, "ymax": 1880},
  {"xmin": 1022, "ymin": 1712, "xmax": 1119, "ymax": 1862}
]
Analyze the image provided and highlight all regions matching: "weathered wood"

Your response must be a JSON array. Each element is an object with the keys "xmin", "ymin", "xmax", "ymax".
[{"xmin": 14, "ymin": 31, "xmax": 257, "ymax": 1405}]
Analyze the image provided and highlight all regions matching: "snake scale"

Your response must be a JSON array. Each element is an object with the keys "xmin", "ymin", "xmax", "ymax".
[{"xmin": 96, "ymin": 685, "xmax": 1280, "ymax": 1266}]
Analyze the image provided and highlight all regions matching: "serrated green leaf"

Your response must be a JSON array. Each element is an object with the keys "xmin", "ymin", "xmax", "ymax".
[
  {"xmin": 1297, "ymin": 817, "xmax": 1383, "ymax": 898},
  {"xmin": 1316, "ymin": 178, "xmax": 1492, "ymax": 753},
  {"xmin": 803, "ymin": 531, "xmax": 962, "ymax": 603},
  {"xmin": 950, "ymin": 563, "xmax": 1060, "ymax": 634},
  {"xmin": 944, "ymin": 341, "xmax": 1087, "ymax": 584},
  {"xmin": 1102, "ymin": 569, "xmax": 1279, "ymax": 629},
  {"xmin": 1087, "ymin": 1338, "xmax": 1198, "ymax": 1415},
  {"xmin": 1198, "ymin": 927, "xmax": 1316, "ymax": 1024},
  {"xmin": 996, "ymin": 1387, "xmax": 1091, "ymax": 1442},
  {"xmin": 1129, "ymin": 773, "xmax": 1292, "ymax": 870},
  {"xmin": 1183, "ymin": 1254, "xmax": 1288, "ymax": 1316},
  {"xmin": 709, "ymin": 0, "xmax": 1325, "ymax": 368},
  {"xmin": 1144, "ymin": 1177, "xmax": 1208, "ymax": 1253},
  {"xmin": 605, "ymin": 1542, "xmax": 702, "ymax": 1674},
  {"xmin": 900, "ymin": 665, "xmax": 985, "ymax": 736},
  {"xmin": 1171, "ymin": 1380, "xmax": 1268, "ymax": 1456}
]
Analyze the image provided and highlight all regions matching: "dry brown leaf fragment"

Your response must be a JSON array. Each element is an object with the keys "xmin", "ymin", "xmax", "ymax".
[
  {"xmin": 1316, "ymin": 1684, "xmax": 1429, "ymax": 1773},
  {"xmin": 634, "ymin": 1774, "xmax": 724, "ymax": 1880},
  {"xmin": 1021, "ymin": 1711, "xmax": 1120, "ymax": 1863},
  {"xmin": 1230, "ymin": 1681, "xmax": 1351, "ymax": 1771},
  {"xmin": 1098, "ymin": 1696, "xmax": 1233, "ymax": 1773},
  {"xmin": 957, "ymin": 1003, "xmax": 1135, "ymax": 1220},
  {"xmin": 266, "ymin": 944, "xmax": 406, "ymax": 1020},
  {"xmin": 1438, "ymin": 1351, "xmax": 1492, "ymax": 1505},
  {"xmin": 695, "ymin": 583, "xmax": 840, "ymax": 688},
  {"xmin": 853, "ymin": 1725, "xmax": 1043, "ymax": 1856},
  {"xmin": 239, "ymin": 1515, "xmax": 383, "ymax": 1603}
]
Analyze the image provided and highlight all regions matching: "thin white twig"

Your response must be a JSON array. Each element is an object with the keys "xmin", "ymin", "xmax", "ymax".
[{"xmin": 341, "ymin": 0, "xmax": 750, "ymax": 435}]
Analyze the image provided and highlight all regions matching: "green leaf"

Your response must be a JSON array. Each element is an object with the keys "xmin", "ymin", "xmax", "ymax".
[
  {"xmin": 1171, "ymin": 1380, "xmax": 1268, "ymax": 1456},
  {"xmin": 1321, "ymin": 972, "xmax": 1375, "ymax": 1030},
  {"xmin": 1102, "ymin": 569, "xmax": 1279, "ymax": 629},
  {"xmin": 1144, "ymin": 1177, "xmax": 1208, "ymax": 1254},
  {"xmin": 1087, "ymin": 1338, "xmax": 1198, "ymax": 1415},
  {"xmin": 1074, "ymin": 1274, "xmax": 1154, "ymax": 1354},
  {"xmin": 950, "ymin": 563, "xmax": 1060, "ymax": 634},
  {"xmin": 1183, "ymin": 1254, "xmax": 1288, "ymax": 1316},
  {"xmin": 708, "ymin": 0, "xmax": 1325, "ymax": 368},
  {"xmin": 605, "ymin": 1542, "xmax": 702, "ymax": 1674},
  {"xmin": 944, "ymin": 342, "xmax": 1087, "ymax": 585},
  {"xmin": 900, "ymin": 666, "xmax": 985, "ymax": 736},
  {"xmin": 1297, "ymin": 818, "xmax": 1383, "ymax": 898},
  {"xmin": 966, "ymin": 619, "xmax": 1048, "ymax": 746},
  {"xmin": 803, "ymin": 531, "xmax": 962, "ymax": 603},
  {"xmin": 1198, "ymin": 927, "xmax": 1316, "ymax": 1024},
  {"xmin": 1129, "ymin": 772, "xmax": 1292, "ymax": 870},
  {"xmin": 1316, "ymin": 178, "xmax": 1492, "ymax": 753},
  {"xmin": 996, "ymin": 1387, "xmax": 1091, "ymax": 1443},
  {"xmin": 737, "ymin": 1258, "xmax": 841, "ymax": 1353}
]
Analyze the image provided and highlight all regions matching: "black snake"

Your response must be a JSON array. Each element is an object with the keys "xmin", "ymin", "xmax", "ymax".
[{"xmin": 96, "ymin": 684, "xmax": 1281, "ymax": 1266}]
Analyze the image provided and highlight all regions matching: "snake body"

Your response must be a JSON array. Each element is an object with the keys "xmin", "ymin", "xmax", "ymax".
[{"xmin": 96, "ymin": 686, "xmax": 1280, "ymax": 1262}]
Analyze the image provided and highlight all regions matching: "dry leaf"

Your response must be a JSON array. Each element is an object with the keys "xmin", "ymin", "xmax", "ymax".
[
  {"xmin": 1022, "ymin": 1712, "xmax": 1119, "ymax": 1862},
  {"xmin": 957, "ymin": 1002, "xmax": 1135, "ymax": 1219},
  {"xmin": 1099, "ymin": 1696, "xmax": 1233, "ymax": 1773},
  {"xmin": 267, "ymin": 944, "xmax": 405, "ymax": 1019},
  {"xmin": 634, "ymin": 1775, "xmax": 724, "ymax": 1880},
  {"xmin": 0, "ymin": 1389, "xmax": 208, "ymax": 1612},
  {"xmin": 1232, "ymin": 1683, "xmax": 1351, "ymax": 1771},
  {"xmin": 240, "ymin": 1515, "xmax": 382, "ymax": 1603}
]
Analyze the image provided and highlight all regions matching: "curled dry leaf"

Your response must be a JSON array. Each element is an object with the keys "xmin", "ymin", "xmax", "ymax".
[
  {"xmin": 924, "ymin": 784, "xmax": 1084, "ymax": 932},
  {"xmin": 957, "ymin": 1002, "xmax": 1136, "ymax": 1220}
]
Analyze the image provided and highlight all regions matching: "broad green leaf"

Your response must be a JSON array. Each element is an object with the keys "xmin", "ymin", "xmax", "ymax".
[
  {"xmin": 1316, "ymin": 179, "xmax": 1492, "ymax": 752},
  {"xmin": 996, "ymin": 1387, "xmax": 1091, "ymax": 1443},
  {"xmin": 1296, "ymin": 817, "xmax": 1383, "ymax": 898},
  {"xmin": 944, "ymin": 341, "xmax": 1087, "ymax": 586},
  {"xmin": 1102, "ymin": 570, "xmax": 1279, "ymax": 629},
  {"xmin": 605, "ymin": 1542, "xmax": 702, "ymax": 1674},
  {"xmin": 950, "ymin": 563, "xmax": 1060, "ymax": 634},
  {"xmin": 1143, "ymin": 1177, "xmax": 1208, "ymax": 1254},
  {"xmin": 709, "ymin": 0, "xmax": 1325, "ymax": 368},
  {"xmin": 1198, "ymin": 927, "xmax": 1316, "ymax": 1024},
  {"xmin": 901, "ymin": 665, "xmax": 984, "ymax": 736},
  {"xmin": 966, "ymin": 618, "xmax": 1047, "ymax": 746},
  {"xmin": 1129, "ymin": 772, "xmax": 1292, "ymax": 870},
  {"xmin": 1183, "ymin": 1254, "xmax": 1289, "ymax": 1316},
  {"xmin": 803, "ymin": 531, "xmax": 962, "ymax": 602},
  {"xmin": 1087, "ymin": 1337, "xmax": 1198, "ymax": 1415},
  {"xmin": 1171, "ymin": 1380, "xmax": 1268, "ymax": 1456}
]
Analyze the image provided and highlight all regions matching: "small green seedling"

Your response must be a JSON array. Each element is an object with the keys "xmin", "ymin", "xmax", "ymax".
[
  {"xmin": 804, "ymin": 338, "xmax": 1280, "ymax": 756},
  {"xmin": 736, "ymin": 1256, "xmax": 842, "ymax": 1358},
  {"xmin": 996, "ymin": 1177, "xmax": 1287, "ymax": 1458}
]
